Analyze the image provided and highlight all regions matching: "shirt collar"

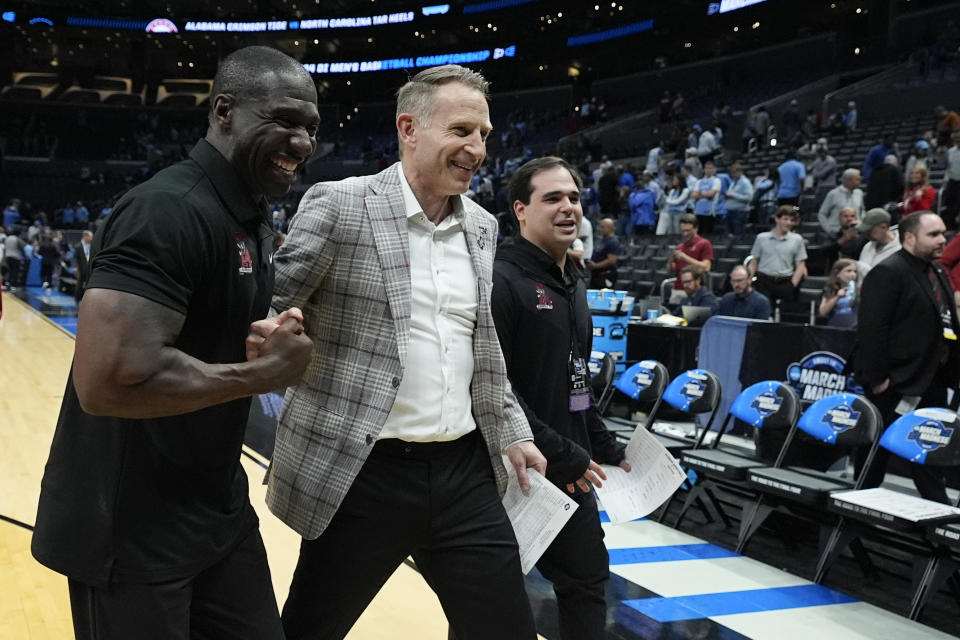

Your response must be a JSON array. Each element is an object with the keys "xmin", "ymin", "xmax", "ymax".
[
  {"xmin": 397, "ymin": 162, "xmax": 465, "ymax": 225},
  {"xmin": 189, "ymin": 139, "xmax": 268, "ymax": 225}
]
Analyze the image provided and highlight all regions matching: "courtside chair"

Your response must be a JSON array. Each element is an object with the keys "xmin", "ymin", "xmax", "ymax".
[
  {"xmin": 588, "ymin": 351, "xmax": 617, "ymax": 417},
  {"xmin": 609, "ymin": 359, "xmax": 672, "ymax": 447},
  {"xmin": 676, "ymin": 381, "xmax": 800, "ymax": 530},
  {"xmin": 644, "ymin": 368, "xmax": 724, "ymax": 523},
  {"xmin": 815, "ymin": 407, "xmax": 960, "ymax": 619},
  {"xmin": 736, "ymin": 393, "xmax": 882, "ymax": 558}
]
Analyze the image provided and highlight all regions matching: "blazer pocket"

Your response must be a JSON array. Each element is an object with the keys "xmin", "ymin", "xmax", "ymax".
[{"xmin": 282, "ymin": 395, "xmax": 345, "ymax": 442}]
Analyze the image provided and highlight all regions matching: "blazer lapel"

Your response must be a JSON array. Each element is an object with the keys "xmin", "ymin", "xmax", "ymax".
[
  {"xmin": 462, "ymin": 202, "xmax": 492, "ymax": 283},
  {"xmin": 366, "ymin": 165, "xmax": 412, "ymax": 367},
  {"xmin": 908, "ymin": 262, "xmax": 940, "ymax": 312}
]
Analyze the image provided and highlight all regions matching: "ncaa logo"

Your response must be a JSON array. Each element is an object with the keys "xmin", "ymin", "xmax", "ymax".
[
  {"xmin": 907, "ymin": 420, "xmax": 955, "ymax": 452},
  {"xmin": 749, "ymin": 390, "xmax": 782, "ymax": 418},
  {"xmin": 821, "ymin": 404, "xmax": 860, "ymax": 434}
]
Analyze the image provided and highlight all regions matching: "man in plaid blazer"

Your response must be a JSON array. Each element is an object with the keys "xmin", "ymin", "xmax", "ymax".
[{"xmin": 262, "ymin": 65, "xmax": 547, "ymax": 639}]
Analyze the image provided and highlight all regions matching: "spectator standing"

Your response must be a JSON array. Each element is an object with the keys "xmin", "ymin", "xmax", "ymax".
[
  {"xmin": 810, "ymin": 145, "xmax": 838, "ymax": 188},
  {"xmin": 857, "ymin": 208, "xmax": 901, "ymax": 279},
  {"xmin": 717, "ymin": 265, "xmax": 771, "ymax": 319},
  {"xmin": 578, "ymin": 215, "xmax": 593, "ymax": 266},
  {"xmin": 3, "ymin": 199, "xmax": 20, "ymax": 228},
  {"xmin": 864, "ymin": 155, "xmax": 905, "ymax": 211},
  {"xmin": 818, "ymin": 258, "xmax": 859, "ymax": 328},
  {"xmin": 697, "ymin": 125, "xmax": 720, "ymax": 163},
  {"xmin": 818, "ymin": 169, "xmax": 864, "ymax": 235},
  {"xmin": 597, "ymin": 163, "xmax": 621, "ymax": 216},
  {"xmin": 862, "ymin": 133, "xmax": 897, "ymax": 179},
  {"xmin": 75, "ymin": 201, "xmax": 90, "ymax": 229},
  {"xmin": 3, "ymin": 229, "xmax": 26, "ymax": 288},
  {"xmin": 899, "ymin": 162, "xmax": 936, "ymax": 216},
  {"xmin": 856, "ymin": 212, "xmax": 959, "ymax": 504},
  {"xmin": 73, "ymin": 230, "xmax": 94, "ymax": 301},
  {"xmin": 666, "ymin": 214, "xmax": 714, "ymax": 304},
  {"xmin": 844, "ymin": 101, "xmax": 858, "ymax": 132},
  {"xmin": 683, "ymin": 148, "xmax": 703, "ymax": 179},
  {"xmin": 942, "ymin": 130, "xmax": 960, "ymax": 230},
  {"xmin": 776, "ymin": 150, "xmax": 806, "ymax": 206},
  {"xmin": 691, "ymin": 160, "xmax": 721, "ymax": 233},
  {"xmin": 587, "ymin": 217, "xmax": 620, "ymax": 289},
  {"xmin": 782, "ymin": 100, "xmax": 802, "ymax": 145},
  {"xmin": 724, "ymin": 162, "xmax": 754, "ymax": 236},
  {"xmin": 37, "ymin": 234, "xmax": 60, "ymax": 288},
  {"xmin": 905, "ymin": 139, "xmax": 934, "ymax": 177},
  {"xmin": 753, "ymin": 165, "xmax": 779, "ymax": 225},
  {"xmin": 936, "ymin": 105, "xmax": 960, "ymax": 149},
  {"xmin": 628, "ymin": 176, "xmax": 656, "ymax": 237},
  {"xmin": 646, "ymin": 141, "xmax": 663, "ymax": 175},
  {"xmin": 749, "ymin": 206, "xmax": 808, "ymax": 305},
  {"xmin": 754, "ymin": 106, "xmax": 770, "ymax": 146},
  {"xmin": 663, "ymin": 173, "xmax": 690, "ymax": 235}
]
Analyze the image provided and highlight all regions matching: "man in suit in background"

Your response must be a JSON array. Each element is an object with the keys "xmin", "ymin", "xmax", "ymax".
[
  {"xmin": 73, "ymin": 230, "xmax": 93, "ymax": 301},
  {"xmin": 261, "ymin": 64, "xmax": 546, "ymax": 640},
  {"xmin": 856, "ymin": 211, "xmax": 960, "ymax": 503}
]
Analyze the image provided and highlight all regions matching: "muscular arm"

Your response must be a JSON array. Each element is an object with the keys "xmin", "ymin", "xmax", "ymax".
[{"xmin": 73, "ymin": 289, "xmax": 311, "ymax": 418}]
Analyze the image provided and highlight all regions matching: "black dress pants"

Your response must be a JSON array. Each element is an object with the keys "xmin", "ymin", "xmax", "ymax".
[
  {"xmin": 755, "ymin": 272, "xmax": 796, "ymax": 306},
  {"xmin": 858, "ymin": 375, "xmax": 954, "ymax": 504},
  {"xmin": 535, "ymin": 490, "xmax": 609, "ymax": 640},
  {"xmin": 281, "ymin": 430, "xmax": 537, "ymax": 640},
  {"xmin": 69, "ymin": 529, "xmax": 283, "ymax": 640}
]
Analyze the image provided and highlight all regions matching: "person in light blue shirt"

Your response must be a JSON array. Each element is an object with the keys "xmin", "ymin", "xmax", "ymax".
[
  {"xmin": 691, "ymin": 160, "xmax": 722, "ymax": 234},
  {"xmin": 724, "ymin": 163, "xmax": 754, "ymax": 236},
  {"xmin": 714, "ymin": 170, "xmax": 732, "ymax": 218},
  {"xmin": 776, "ymin": 150, "xmax": 806, "ymax": 205}
]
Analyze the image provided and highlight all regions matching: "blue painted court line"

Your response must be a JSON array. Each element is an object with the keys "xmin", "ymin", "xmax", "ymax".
[
  {"xmin": 623, "ymin": 584, "xmax": 858, "ymax": 622},
  {"xmin": 609, "ymin": 543, "xmax": 738, "ymax": 565}
]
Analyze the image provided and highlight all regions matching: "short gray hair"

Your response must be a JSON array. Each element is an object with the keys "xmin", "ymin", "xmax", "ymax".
[
  {"xmin": 841, "ymin": 168, "xmax": 860, "ymax": 182},
  {"xmin": 395, "ymin": 64, "xmax": 490, "ymax": 127}
]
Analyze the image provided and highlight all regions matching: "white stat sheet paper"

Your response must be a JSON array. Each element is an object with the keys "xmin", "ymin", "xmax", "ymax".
[
  {"xmin": 594, "ymin": 426, "xmax": 687, "ymax": 523},
  {"xmin": 501, "ymin": 459, "xmax": 578, "ymax": 574}
]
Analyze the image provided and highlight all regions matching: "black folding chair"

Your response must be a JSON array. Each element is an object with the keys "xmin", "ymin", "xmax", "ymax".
[
  {"xmin": 676, "ymin": 380, "xmax": 800, "ymax": 530},
  {"xmin": 588, "ymin": 351, "xmax": 617, "ymax": 416},
  {"xmin": 737, "ymin": 393, "xmax": 882, "ymax": 557},
  {"xmin": 607, "ymin": 359, "xmax": 676, "ymax": 448},
  {"xmin": 815, "ymin": 407, "xmax": 960, "ymax": 620}
]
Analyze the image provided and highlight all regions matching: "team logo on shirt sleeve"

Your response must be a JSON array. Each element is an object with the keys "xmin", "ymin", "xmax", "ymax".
[
  {"xmin": 235, "ymin": 233, "xmax": 253, "ymax": 275},
  {"xmin": 535, "ymin": 283, "xmax": 554, "ymax": 310}
]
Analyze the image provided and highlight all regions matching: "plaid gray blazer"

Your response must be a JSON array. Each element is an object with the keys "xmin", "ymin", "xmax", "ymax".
[{"xmin": 266, "ymin": 163, "xmax": 532, "ymax": 539}]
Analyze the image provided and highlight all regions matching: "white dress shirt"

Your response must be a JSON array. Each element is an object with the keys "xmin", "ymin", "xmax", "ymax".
[{"xmin": 379, "ymin": 163, "xmax": 479, "ymax": 442}]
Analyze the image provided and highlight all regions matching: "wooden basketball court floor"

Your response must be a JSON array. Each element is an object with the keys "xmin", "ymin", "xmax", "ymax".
[{"xmin": 2, "ymin": 290, "xmax": 957, "ymax": 639}]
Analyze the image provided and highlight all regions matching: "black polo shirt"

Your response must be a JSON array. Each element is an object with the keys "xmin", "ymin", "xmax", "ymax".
[
  {"xmin": 32, "ymin": 139, "xmax": 274, "ymax": 587},
  {"xmin": 492, "ymin": 237, "xmax": 624, "ymax": 487}
]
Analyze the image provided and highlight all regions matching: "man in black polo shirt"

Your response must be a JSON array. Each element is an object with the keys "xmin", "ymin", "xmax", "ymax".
[
  {"xmin": 492, "ymin": 156, "xmax": 629, "ymax": 638},
  {"xmin": 32, "ymin": 46, "xmax": 317, "ymax": 639}
]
